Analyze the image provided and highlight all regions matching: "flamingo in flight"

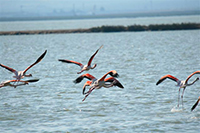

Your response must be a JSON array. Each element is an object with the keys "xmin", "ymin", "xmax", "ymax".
[
  {"xmin": 74, "ymin": 70, "xmax": 124, "ymax": 101},
  {"xmin": 156, "ymin": 70, "xmax": 200, "ymax": 107},
  {"xmin": 0, "ymin": 50, "xmax": 47, "ymax": 81},
  {"xmin": 0, "ymin": 79, "xmax": 39, "ymax": 88},
  {"xmin": 82, "ymin": 77, "xmax": 124, "ymax": 101},
  {"xmin": 58, "ymin": 45, "xmax": 103, "ymax": 74},
  {"xmin": 191, "ymin": 96, "xmax": 200, "ymax": 111}
]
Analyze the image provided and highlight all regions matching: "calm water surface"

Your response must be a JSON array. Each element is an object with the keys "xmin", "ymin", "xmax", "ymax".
[
  {"xmin": 0, "ymin": 15, "xmax": 200, "ymax": 31},
  {"xmin": 0, "ymin": 17, "xmax": 200, "ymax": 132}
]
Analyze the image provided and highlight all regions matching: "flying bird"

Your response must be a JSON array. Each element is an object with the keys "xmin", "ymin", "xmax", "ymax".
[
  {"xmin": 82, "ymin": 77, "xmax": 124, "ymax": 101},
  {"xmin": 74, "ymin": 70, "xmax": 124, "ymax": 101},
  {"xmin": 156, "ymin": 71, "xmax": 200, "ymax": 107},
  {"xmin": 58, "ymin": 45, "xmax": 103, "ymax": 74},
  {"xmin": 74, "ymin": 70, "xmax": 120, "ymax": 93},
  {"xmin": 191, "ymin": 96, "xmax": 200, "ymax": 111},
  {"xmin": 0, "ymin": 79, "xmax": 39, "ymax": 88},
  {"xmin": 0, "ymin": 50, "xmax": 47, "ymax": 81}
]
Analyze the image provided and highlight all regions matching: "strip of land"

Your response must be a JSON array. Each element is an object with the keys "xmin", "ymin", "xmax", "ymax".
[{"xmin": 0, "ymin": 23, "xmax": 199, "ymax": 35}]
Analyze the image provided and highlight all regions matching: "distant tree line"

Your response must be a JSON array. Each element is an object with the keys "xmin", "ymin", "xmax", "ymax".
[
  {"xmin": 89, "ymin": 23, "xmax": 200, "ymax": 32},
  {"xmin": 0, "ymin": 23, "xmax": 199, "ymax": 35}
]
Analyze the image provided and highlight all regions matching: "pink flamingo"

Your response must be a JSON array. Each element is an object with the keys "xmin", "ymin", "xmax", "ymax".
[
  {"xmin": 74, "ymin": 70, "xmax": 124, "ymax": 101},
  {"xmin": 0, "ymin": 50, "xmax": 47, "ymax": 81},
  {"xmin": 82, "ymin": 77, "xmax": 124, "ymax": 101},
  {"xmin": 0, "ymin": 79, "xmax": 39, "ymax": 88},
  {"xmin": 58, "ymin": 45, "xmax": 103, "ymax": 74},
  {"xmin": 191, "ymin": 96, "xmax": 200, "ymax": 111},
  {"xmin": 156, "ymin": 71, "xmax": 200, "ymax": 107}
]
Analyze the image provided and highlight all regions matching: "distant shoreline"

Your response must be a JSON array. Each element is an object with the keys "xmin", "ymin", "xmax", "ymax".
[
  {"xmin": 0, "ymin": 23, "xmax": 199, "ymax": 36},
  {"xmin": 0, "ymin": 10, "xmax": 199, "ymax": 22}
]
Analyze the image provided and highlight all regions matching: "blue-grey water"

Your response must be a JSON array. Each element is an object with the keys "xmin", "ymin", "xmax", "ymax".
[
  {"xmin": 0, "ymin": 16, "xmax": 200, "ymax": 132},
  {"xmin": 0, "ymin": 15, "xmax": 200, "ymax": 31}
]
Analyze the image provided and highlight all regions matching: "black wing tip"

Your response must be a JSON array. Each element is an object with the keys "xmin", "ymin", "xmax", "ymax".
[
  {"xmin": 44, "ymin": 50, "xmax": 47, "ymax": 54},
  {"xmin": 191, "ymin": 105, "xmax": 197, "ymax": 111},
  {"xmin": 73, "ymin": 79, "xmax": 79, "ymax": 84},
  {"xmin": 26, "ymin": 79, "xmax": 40, "ymax": 82},
  {"xmin": 73, "ymin": 77, "xmax": 82, "ymax": 84},
  {"xmin": 156, "ymin": 80, "xmax": 161, "ymax": 85},
  {"xmin": 35, "ymin": 50, "xmax": 47, "ymax": 63},
  {"xmin": 42, "ymin": 50, "xmax": 47, "ymax": 56},
  {"xmin": 113, "ymin": 80, "xmax": 124, "ymax": 88},
  {"xmin": 119, "ymin": 84, "xmax": 124, "ymax": 88},
  {"xmin": 191, "ymin": 107, "xmax": 195, "ymax": 111},
  {"xmin": 191, "ymin": 99, "xmax": 199, "ymax": 111},
  {"xmin": 58, "ymin": 59, "xmax": 71, "ymax": 63},
  {"xmin": 58, "ymin": 59, "xmax": 66, "ymax": 62}
]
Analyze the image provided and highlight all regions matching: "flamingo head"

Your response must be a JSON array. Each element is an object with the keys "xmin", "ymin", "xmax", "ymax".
[
  {"xmin": 193, "ymin": 77, "xmax": 200, "ymax": 84},
  {"xmin": 25, "ymin": 74, "xmax": 32, "ymax": 77},
  {"xmin": 110, "ymin": 70, "xmax": 119, "ymax": 78}
]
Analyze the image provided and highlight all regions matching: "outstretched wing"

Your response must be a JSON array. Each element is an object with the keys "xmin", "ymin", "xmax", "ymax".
[
  {"xmin": 58, "ymin": 59, "xmax": 83, "ymax": 67},
  {"xmin": 74, "ymin": 73, "xmax": 96, "ymax": 84},
  {"xmin": 24, "ymin": 50, "xmax": 47, "ymax": 74},
  {"xmin": 99, "ymin": 70, "xmax": 119, "ymax": 82},
  {"xmin": 0, "ymin": 64, "xmax": 17, "ymax": 73},
  {"xmin": 87, "ymin": 45, "xmax": 103, "ymax": 66},
  {"xmin": 25, "ymin": 79, "xmax": 40, "ymax": 83},
  {"xmin": 105, "ymin": 77, "xmax": 124, "ymax": 88},
  {"xmin": 156, "ymin": 75, "xmax": 179, "ymax": 85}
]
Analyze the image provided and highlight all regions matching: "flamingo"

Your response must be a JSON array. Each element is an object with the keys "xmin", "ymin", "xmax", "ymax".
[
  {"xmin": 74, "ymin": 71, "xmax": 117, "ymax": 94},
  {"xmin": 77, "ymin": 74, "xmax": 123, "ymax": 95},
  {"xmin": 0, "ymin": 50, "xmax": 47, "ymax": 81},
  {"xmin": 191, "ymin": 96, "xmax": 200, "ymax": 111},
  {"xmin": 0, "ymin": 79, "xmax": 39, "ymax": 88},
  {"xmin": 82, "ymin": 77, "xmax": 124, "ymax": 101},
  {"xmin": 73, "ymin": 70, "xmax": 124, "ymax": 101},
  {"xmin": 156, "ymin": 70, "xmax": 200, "ymax": 107},
  {"xmin": 58, "ymin": 45, "xmax": 103, "ymax": 74}
]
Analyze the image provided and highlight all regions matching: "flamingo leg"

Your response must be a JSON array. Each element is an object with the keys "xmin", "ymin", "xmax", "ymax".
[
  {"xmin": 82, "ymin": 87, "xmax": 95, "ymax": 101},
  {"xmin": 12, "ymin": 80, "xmax": 19, "ymax": 85},
  {"xmin": 82, "ymin": 93, "xmax": 90, "ymax": 101},
  {"xmin": 181, "ymin": 87, "xmax": 186, "ymax": 108},
  {"xmin": 177, "ymin": 87, "xmax": 181, "ymax": 108},
  {"xmin": 77, "ymin": 70, "xmax": 83, "ymax": 74}
]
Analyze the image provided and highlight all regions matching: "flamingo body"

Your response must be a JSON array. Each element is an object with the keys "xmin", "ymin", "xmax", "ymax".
[
  {"xmin": 156, "ymin": 71, "xmax": 200, "ymax": 107},
  {"xmin": 0, "ymin": 79, "xmax": 39, "ymax": 88},
  {"xmin": 74, "ymin": 70, "xmax": 123, "ymax": 101},
  {"xmin": 0, "ymin": 50, "xmax": 47, "ymax": 81},
  {"xmin": 59, "ymin": 45, "xmax": 103, "ymax": 74}
]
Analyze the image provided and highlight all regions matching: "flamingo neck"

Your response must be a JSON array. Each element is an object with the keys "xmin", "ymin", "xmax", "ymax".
[
  {"xmin": 24, "ymin": 74, "xmax": 32, "ymax": 77},
  {"xmin": 186, "ymin": 78, "xmax": 199, "ymax": 86},
  {"xmin": 91, "ymin": 64, "xmax": 96, "ymax": 69}
]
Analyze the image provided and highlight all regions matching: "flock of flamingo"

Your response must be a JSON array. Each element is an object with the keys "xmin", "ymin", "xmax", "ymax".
[{"xmin": 0, "ymin": 46, "xmax": 199, "ymax": 111}]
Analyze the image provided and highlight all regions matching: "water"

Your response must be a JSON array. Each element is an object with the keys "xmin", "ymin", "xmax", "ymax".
[
  {"xmin": 0, "ymin": 15, "xmax": 200, "ymax": 31},
  {"xmin": 0, "ymin": 16, "xmax": 200, "ymax": 132}
]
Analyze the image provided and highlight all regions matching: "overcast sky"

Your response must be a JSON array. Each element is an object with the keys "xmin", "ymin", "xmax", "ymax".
[{"xmin": 0, "ymin": 0, "xmax": 199, "ymax": 16}]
